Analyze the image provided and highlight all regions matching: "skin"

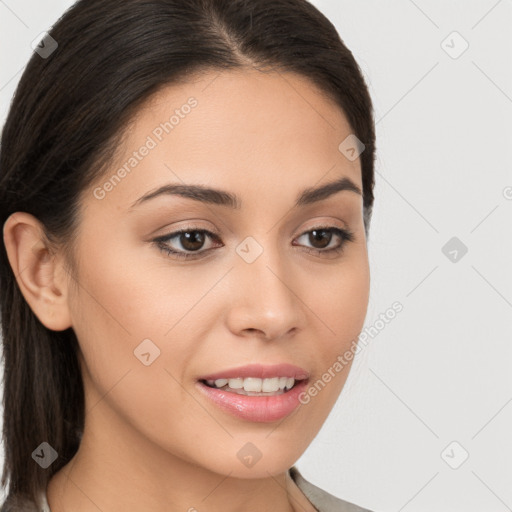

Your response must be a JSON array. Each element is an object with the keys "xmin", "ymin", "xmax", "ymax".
[{"xmin": 3, "ymin": 67, "xmax": 370, "ymax": 512}]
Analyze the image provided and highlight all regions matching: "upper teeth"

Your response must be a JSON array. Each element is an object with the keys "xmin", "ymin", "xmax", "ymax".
[{"xmin": 206, "ymin": 377, "xmax": 295, "ymax": 392}]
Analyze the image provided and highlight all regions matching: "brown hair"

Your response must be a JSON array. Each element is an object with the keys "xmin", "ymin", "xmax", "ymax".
[{"xmin": 0, "ymin": 0, "xmax": 376, "ymax": 508}]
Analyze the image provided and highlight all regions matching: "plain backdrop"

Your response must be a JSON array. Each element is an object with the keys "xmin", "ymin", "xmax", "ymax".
[{"xmin": 1, "ymin": 1, "xmax": 511, "ymax": 511}]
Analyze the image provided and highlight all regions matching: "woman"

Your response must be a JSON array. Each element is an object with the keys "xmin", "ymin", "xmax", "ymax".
[{"xmin": 0, "ymin": 0, "xmax": 376, "ymax": 510}]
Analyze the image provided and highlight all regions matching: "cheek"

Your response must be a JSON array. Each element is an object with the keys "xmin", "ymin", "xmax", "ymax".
[
  {"xmin": 66, "ymin": 237, "xmax": 220, "ymax": 396},
  {"xmin": 68, "ymin": 252, "xmax": 213, "ymax": 464},
  {"xmin": 312, "ymin": 251, "xmax": 370, "ymax": 345},
  {"xmin": 303, "ymin": 250, "xmax": 370, "ymax": 397},
  {"xmin": 69, "ymin": 235, "xmax": 207, "ymax": 341},
  {"xmin": 290, "ymin": 263, "xmax": 369, "ymax": 445},
  {"xmin": 66, "ymin": 243, "xmax": 194, "ymax": 401}
]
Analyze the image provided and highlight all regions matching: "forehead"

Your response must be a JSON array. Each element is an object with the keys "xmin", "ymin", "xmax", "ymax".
[{"xmin": 89, "ymin": 68, "xmax": 363, "ymax": 212}]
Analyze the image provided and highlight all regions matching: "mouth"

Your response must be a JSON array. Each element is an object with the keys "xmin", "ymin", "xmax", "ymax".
[
  {"xmin": 195, "ymin": 363, "xmax": 310, "ymax": 423},
  {"xmin": 200, "ymin": 376, "xmax": 305, "ymax": 396}
]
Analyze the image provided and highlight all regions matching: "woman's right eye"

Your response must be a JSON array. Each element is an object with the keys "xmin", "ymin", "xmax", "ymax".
[{"xmin": 153, "ymin": 228, "xmax": 222, "ymax": 260}]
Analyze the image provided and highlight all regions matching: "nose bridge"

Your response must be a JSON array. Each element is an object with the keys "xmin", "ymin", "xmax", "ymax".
[
  {"xmin": 237, "ymin": 234, "xmax": 290, "ymax": 298},
  {"xmin": 228, "ymin": 234, "xmax": 303, "ymax": 335}
]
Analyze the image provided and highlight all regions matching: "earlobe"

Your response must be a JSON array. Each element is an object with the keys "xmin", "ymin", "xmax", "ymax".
[{"xmin": 2, "ymin": 212, "xmax": 73, "ymax": 331}]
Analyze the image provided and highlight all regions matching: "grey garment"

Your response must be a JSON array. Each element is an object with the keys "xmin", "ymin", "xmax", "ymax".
[
  {"xmin": 289, "ymin": 466, "xmax": 374, "ymax": 512},
  {"xmin": 36, "ymin": 467, "xmax": 373, "ymax": 512},
  {"xmin": 38, "ymin": 491, "xmax": 51, "ymax": 512}
]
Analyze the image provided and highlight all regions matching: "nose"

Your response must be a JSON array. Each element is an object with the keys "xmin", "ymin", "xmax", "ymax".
[{"xmin": 224, "ymin": 240, "xmax": 306, "ymax": 341}]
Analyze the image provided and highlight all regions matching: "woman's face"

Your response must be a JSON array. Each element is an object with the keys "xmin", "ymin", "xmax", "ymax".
[{"xmin": 66, "ymin": 67, "xmax": 370, "ymax": 478}]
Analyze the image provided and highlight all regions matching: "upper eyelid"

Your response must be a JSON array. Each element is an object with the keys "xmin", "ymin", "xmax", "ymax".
[
  {"xmin": 154, "ymin": 227, "xmax": 219, "ymax": 243},
  {"xmin": 156, "ymin": 218, "xmax": 349, "ymax": 237}
]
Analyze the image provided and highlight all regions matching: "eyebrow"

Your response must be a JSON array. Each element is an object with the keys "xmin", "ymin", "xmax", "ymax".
[{"xmin": 129, "ymin": 176, "xmax": 362, "ymax": 210}]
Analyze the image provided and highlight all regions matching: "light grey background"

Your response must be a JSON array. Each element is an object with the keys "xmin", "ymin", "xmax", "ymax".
[{"xmin": 1, "ymin": 1, "xmax": 511, "ymax": 511}]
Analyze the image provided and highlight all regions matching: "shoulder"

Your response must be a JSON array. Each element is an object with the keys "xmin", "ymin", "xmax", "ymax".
[{"xmin": 289, "ymin": 466, "xmax": 375, "ymax": 512}]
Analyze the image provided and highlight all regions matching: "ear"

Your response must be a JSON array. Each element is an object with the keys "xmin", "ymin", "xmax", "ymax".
[{"xmin": 3, "ymin": 212, "xmax": 73, "ymax": 331}]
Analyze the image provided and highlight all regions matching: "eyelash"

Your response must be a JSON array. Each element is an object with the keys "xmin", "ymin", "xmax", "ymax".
[{"xmin": 153, "ymin": 225, "xmax": 355, "ymax": 260}]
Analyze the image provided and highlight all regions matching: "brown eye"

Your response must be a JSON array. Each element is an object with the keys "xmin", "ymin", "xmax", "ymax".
[
  {"xmin": 154, "ymin": 228, "xmax": 221, "ymax": 259},
  {"xmin": 179, "ymin": 231, "xmax": 207, "ymax": 251},
  {"xmin": 293, "ymin": 226, "xmax": 354, "ymax": 256},
  {"xmin": 307, "ymin": 229, "xmax": 333, "ymax": 249}
]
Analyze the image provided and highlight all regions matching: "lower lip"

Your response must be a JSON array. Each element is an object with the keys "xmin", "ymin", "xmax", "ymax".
[{"xmin": 196, "ymin": 379, "xmax": 308, "ymax": 423}]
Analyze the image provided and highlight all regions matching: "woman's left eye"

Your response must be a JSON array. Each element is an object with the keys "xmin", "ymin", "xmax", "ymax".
[
  {"xmin": 153, "ymin": 226, "xmax": 355, "ymax": 260},
  {"xmin": 293, "ymin": 226, "xmax": 355, "ymax": 256}
]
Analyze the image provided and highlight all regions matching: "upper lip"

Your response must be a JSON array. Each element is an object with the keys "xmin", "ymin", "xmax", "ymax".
[{"xmin": 199, "ymin": 363, "xmax": 310, "ymax": 381}]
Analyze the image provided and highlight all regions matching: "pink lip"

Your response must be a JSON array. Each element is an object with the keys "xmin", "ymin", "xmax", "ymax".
[
  {"xmin": 198, "ymin": 363, "xmax": 309, "ymax": 381},
  {"xmin": 196, "ymin": 378, "xmax": 309, "ymax": 423}
]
